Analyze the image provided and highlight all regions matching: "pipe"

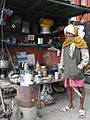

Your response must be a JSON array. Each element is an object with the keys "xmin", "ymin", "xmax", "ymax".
[
  {"xmin": 76, "ymin": 0, "xmax": 81, "ymax": 5},
  {"xmin": 0, "ymin": 0, "xmax": 6, "ymax": 77},
  {"xmin": 5, "ymin": 44, "xmax": 16, "ymax": 72},
  {"xmin": 71, "ymin": 0, "xmax": 77, "ymax": 4},
  {"xmin": 76, "ymin": 0, "xmax": 82, "ymax": 21},
  {"xmin": 81, "ymin": 0, "xmax": 87, "ymax": 6},
  {"xmin": 87, "ymin": 0, "xmax": 90, "ymax": 20}
]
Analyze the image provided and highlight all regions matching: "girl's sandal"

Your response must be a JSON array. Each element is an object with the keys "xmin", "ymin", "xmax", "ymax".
[
  {"xmin": 59, "ymin": 106, "xmax": 73, "ymax": 112},
  {"xmin": 79, "ymin": 109, "xmax": 86, "ymax": 119}
]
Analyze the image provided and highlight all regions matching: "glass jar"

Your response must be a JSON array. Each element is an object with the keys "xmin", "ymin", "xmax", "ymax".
[{"xmin": 42, "ymin": 66, "xmax": 47, "ymax": 77}]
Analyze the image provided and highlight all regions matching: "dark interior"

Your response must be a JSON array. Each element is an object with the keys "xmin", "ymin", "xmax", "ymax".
[{"xmin": 2, "ymin": 0, "xmax": 90, "ymax": 22}]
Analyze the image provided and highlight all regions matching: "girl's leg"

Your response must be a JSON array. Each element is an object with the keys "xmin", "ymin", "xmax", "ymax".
[
  {"xmin": 67, "ymin": 87, "xmax": 73, "ymax": 108},
  {"xmin": 78, "ymin": 87, "xmax": 85, "ymax": 110}
]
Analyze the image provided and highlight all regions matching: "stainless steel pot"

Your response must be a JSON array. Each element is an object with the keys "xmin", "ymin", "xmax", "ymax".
[{"xmin": 0, "ymin": 59, "xmax": 9, "ymax": 68}]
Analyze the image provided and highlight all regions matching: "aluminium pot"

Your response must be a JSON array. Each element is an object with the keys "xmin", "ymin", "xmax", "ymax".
[{"xmin": 0, "ymin": 59, "xmax": 9, "ymax": 68}]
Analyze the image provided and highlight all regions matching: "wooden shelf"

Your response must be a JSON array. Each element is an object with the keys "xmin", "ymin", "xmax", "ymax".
[{"xmin": 5, "ymin": 42, "xmax": 50, "ymax": 49}]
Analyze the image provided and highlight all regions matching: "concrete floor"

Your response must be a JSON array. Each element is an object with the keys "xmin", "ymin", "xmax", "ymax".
[
  {"xmin": 0, "ymin": 83, "xmax": 90, "ymax": 120},
  {"xmin": 38, "ymin": 83, "xmax": 90, "ymax": 120}
]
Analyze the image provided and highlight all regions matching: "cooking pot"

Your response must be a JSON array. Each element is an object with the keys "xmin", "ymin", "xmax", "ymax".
[
  {"xmin": 40, "ymin": 26, "xmax": 51, "ymax": 34},
  {"xmin": 0, "ymin": 59, "xmax": 9, "ymax": 68}
]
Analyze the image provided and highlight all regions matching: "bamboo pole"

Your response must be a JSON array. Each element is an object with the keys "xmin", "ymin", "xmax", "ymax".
[{"xmin": 81, "ymin": 0, "xmax": 88, "ymax": 21}]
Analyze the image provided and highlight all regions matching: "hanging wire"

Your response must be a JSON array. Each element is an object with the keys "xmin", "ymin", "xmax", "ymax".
[
  {"xmin": 0, "ymin": 0, "xmax": 5, "ymax": 21},
  {"xmin": 0, "ymin": 0, "xmax": 4, "ymax": 7},
  {"xmin": 0, "ymin": 0, "xmax": 6, "ymax": 76}
]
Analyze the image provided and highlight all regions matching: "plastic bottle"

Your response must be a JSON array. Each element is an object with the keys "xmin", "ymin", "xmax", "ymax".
[{"xmin": 36, "ymin": 61, "xmax": 41, "ymax": 71}]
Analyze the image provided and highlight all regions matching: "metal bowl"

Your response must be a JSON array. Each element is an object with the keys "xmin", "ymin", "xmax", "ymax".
[{"xmin": 0, "ymin": 60, "xmax": 9, "ymax": 68}]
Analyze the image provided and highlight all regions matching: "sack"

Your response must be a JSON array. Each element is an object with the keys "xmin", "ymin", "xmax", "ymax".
[{"xmin": 41, "ymin": 84, "xmax": 53, "ymax": 100}]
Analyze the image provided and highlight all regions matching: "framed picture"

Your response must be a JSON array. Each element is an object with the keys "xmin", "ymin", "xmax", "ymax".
[
  {"xmin": 22, "ymin": 21, "xmax": 30, "ymax": 33},
  {"xmin": 28, "ymin": 35, "xmax": 35, "ymax": 41}
]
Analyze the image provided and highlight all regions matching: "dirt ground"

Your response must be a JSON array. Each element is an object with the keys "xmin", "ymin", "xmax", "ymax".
[{"xmin": 0, "ymin": 83, "xmax": 90, "ymax": 120}]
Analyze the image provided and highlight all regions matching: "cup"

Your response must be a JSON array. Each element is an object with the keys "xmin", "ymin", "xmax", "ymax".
[
  {"xmin": 1, "ymin": 74, "xmax": 4, "ymax": 79},
  {"xmin": 55, "ymin": 72, "xmax": 59, "ymax": 79}
]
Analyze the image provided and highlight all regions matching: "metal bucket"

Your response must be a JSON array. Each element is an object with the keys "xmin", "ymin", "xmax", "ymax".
[
  {"xmin": 16, "ymin": 85, "xmax": 38, "ymax": 108},
  {"xmin": 40, "ymin": 26, "xmax": 51, "ymax": 34}
]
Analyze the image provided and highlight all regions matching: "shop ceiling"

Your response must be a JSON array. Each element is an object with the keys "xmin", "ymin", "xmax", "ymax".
[{"xmin": 1, "ymin": 0, "xmax": 90, "ymax": 22}]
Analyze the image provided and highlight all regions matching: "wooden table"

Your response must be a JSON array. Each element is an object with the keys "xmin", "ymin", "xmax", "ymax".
[
  {"xmin": 36, "ymin": 78, "xmax": 64, "ymax": 109},
  {"xmin": 0, "ymin": 78, "xmax": 64, "ymax": 109}
]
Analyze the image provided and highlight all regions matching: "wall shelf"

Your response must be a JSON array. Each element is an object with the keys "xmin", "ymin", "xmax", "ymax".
[{"xmin": 5, "ymin": 42, "xmax": 50, "ymax": 49}]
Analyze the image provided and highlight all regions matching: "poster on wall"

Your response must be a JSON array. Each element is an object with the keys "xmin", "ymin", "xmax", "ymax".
[
  {"xmin": 27, "ymin": 54, "xmax": 35, "ymax": 66},
  {"xmin": 16, "ymin": 52, "xmax": 27, "ymax": 61}
]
